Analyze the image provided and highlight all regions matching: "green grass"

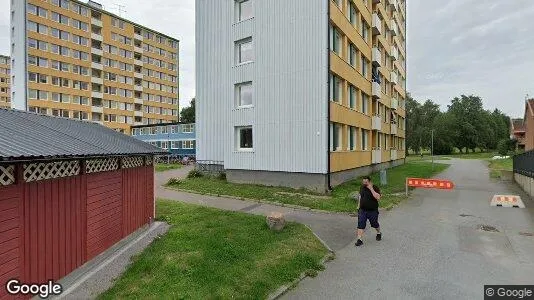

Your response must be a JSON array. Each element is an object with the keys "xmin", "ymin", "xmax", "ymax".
[
  {"xmin": 446, "ymin": 152, "xmax": 498, "ymax": 159},
  {"xmin": 99, "ymin": 200, "xmax": 328, "ymax": 299},
  {"xmin": 155, "ymin": 163, "xmax": 182, "ymax": 172},
  {"xmin": 405, "ymin": 156, "xmax": 451, "ymax": 162},
  {"xmin": 166, "ymin": 161, "xmax": 450, "ymax": 213},
  {"xmin": 488, "ymin": 158, "xmax": 513, "ymax": 178}
]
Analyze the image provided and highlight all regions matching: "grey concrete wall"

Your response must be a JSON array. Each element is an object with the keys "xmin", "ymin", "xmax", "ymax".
[
  {"xmin": 226, "ymin": 169, "xmax": 328, "ymax": 192},
  {"xmin": 515, "ymin": 173, "xmax": 534, "ymax": 198},
  {"xmin": 226, "ymin": 159, "xmax": 405, "ymax": 193}
]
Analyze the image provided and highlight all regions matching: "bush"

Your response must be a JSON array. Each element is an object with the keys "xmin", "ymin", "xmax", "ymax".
[
  {"xmin": 217, "ymin": 172, "xmax": 227, "ymax": 181},
  {"xmin": 432, "ymin": 140, "xmax": 453, "ymax": 155},
  {"xmin": 497, "ymin": 139, "xmax": 509, "ymax": 156},
  {"xmin": 187, "ymin": 169, "xmax": 204, "ymax": 178}
]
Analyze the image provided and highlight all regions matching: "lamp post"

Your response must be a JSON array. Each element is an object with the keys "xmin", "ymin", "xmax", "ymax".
[{"xmin": 431, "ymin": 129, "xmax": 434, "ymax": 171}]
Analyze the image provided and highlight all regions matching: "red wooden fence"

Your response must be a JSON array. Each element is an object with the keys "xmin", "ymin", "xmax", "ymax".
[{"xmin": 0, "ymin": 164, "xmax": 154, "ymax": 299}]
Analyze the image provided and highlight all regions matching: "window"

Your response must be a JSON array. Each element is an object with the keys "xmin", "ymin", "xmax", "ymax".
[
  {"xmin": 330, "ymin": 25, "xmax": 342, "ymax": 55},
  {"xmin": 349, "ymin": 126, "xmax": 356, "ymax": 151},
  {"xmin": 361, "ymin": 54, "xmax": 368, "ymax": 77},
  {"xmin": 329, "ymin": 74, "xmax": 342, "ymax": 103},
  {"xmin": 236, "ymin": 82, "xmax": 252, "ymax": 107},
  {"xmin": 361, "ymin": 21, "xmax": 369, "ymax": 42},
  {"xmin": 349, "ymin": 3, "xmax": 358, "ymax": 26},
  {"xmin": 361, "ymin": 129, "xmax": 368, "ymax": 150},
  {"xmin": 237, "ymin": 127, "xmax": 253, "ymax": 150},
  {"xmin": 348, "ymin": 43, "xmax": 357, "ymax": 67},
  {"xmin": 236, "ymin": 0, "xmax": 253, "ymax": 22},
  {"xmin": 349, "ymin": 85, "xmax": 357, "ymax": 109},
  {"xmin": 236, "ymin": 38, "xmax": 253, "ymax": 64},
  {"xmin": 331, "ymin": 123, "xmax": 341, "ymax": 151},
  {"xmin": 362, "ymin": 93, "xmax": 369, "ymax": 114}
]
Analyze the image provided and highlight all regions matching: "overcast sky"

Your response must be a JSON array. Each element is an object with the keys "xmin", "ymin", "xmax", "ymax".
[{"xmin": 0, "ymin": 0, "xmax": 532, "ymax": 117}]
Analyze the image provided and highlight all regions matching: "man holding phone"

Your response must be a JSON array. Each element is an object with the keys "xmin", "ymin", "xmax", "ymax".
[{"xmin": 355, "ymin": 176, "xmax": 382, "ymax": 247}]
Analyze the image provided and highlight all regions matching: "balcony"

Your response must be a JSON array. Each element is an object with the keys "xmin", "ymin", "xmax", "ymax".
[
  {"xmin": 91, "ymin": 18, "xmax": 102, "ymax": 27},
  {"xmin": 372, "ymin": 82, "xmax": 381, "ymax": 99},
  {"xmin": 391, "ymin": 72, "xmax": 398, "ymax": 85},
  {"xmin": 373, "ymin": 0, "xmax": 381, "ymax": 3},
  {"xmin": 134, "ymin": 72, "xmax": 143, "ymax": 79},
  {"xmin": 134, "ymin": 59, "xmax": 143, "ymax": 66},
  {"xmin": 134, "ymin": 121, "xmax": 143, "ymax": 126},
  {"xmin": 134, "ymin": 85, "xmax": 143, "ymax": 92},
  {"xmin": 134, "ymin": 33, "xmax": 143, "ymax": 41},
  {"xmin": 391, "ymin": 98, "xmax": 398, "ymax": 110},
  {"xmin": 91, "ymin": 77, "xmax": 103, "ymax": 84},
  {"xmin": 391, "ymin": 123, "xmax": 398, "ymax": 135},
  {"xmin": 134, "ymin": 46, "xmax": 143, "ymax": 53},
  {"xmin": 91, "ymin": 62, "xmax": 103, "ymax": 70},
  {"xmin": 372, "ymin": 47, "xmax": 381, "ymax": 67},
  {"xmin": 390, "ymin": 0, "xmax": 398, "ymax": 11},
  {"xmin": 91, "ymin": 106, "xmax": 103, "ymax": 113},
  {"xmin": 372, "ymin": 115, "xmax": 382, "ymax": 130},
  {"xmin": 390, "ymin": 20, "xmax": 398, "ymax": 36},
  {"xmin": 390, "ymin": 149, "xmax": 398, "ymax": 160},
  {"xmin": 91, "ymin": 91, "xmax": 103, "ymax": 98},
  {"xmin": 134, "ymin": 98, "xmax": 143, "ymax": 104},
  {"xmin": 372, "ymin": 149, "xmax": 382, "ymax": 164},
  {"xmin": 134, "ymin": 111, "xmax": 143, "ymax": 117},
  {"xmin": 372, "ymin": 13, "xmax": 382, "ymax": 36},
  {"xmin": 91, "ymin": 32, "xmax": 103, "ymax": 41},
  {"xmin": 91, "ymin": 48, "xmax": 103, "ymax": 56},
  {"xmin": 391, "ymin": 46, "xmax": 399, "ymax": 61}
]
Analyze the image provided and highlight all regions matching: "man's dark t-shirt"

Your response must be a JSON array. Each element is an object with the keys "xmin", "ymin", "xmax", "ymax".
[{"xmin": 359, "ymin": 184, "xmax": 381, "ymax": 211}]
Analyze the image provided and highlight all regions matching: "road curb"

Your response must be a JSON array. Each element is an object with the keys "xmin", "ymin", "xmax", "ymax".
[{"xmin": 267, "ymin": 227, "xmax": 335, "ymax": 300}]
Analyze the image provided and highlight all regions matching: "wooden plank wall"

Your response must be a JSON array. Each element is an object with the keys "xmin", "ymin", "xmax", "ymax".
[{"xmin": 0, "ymin": 163, "xmax": 154, "ymax": 299}]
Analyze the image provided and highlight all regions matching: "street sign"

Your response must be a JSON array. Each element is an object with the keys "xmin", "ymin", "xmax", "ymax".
[{"xmin": 405, "ymin": 178, "xmax": 454, "ymax": 196}]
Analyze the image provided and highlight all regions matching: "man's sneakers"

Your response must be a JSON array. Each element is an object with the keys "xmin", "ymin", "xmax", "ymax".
[
  {"xmin": 355, "ymin": 239, "xmax": 363, "ymax": 247},
  {"xmin": 355, "ymin": 234, "xmax": 382, "ymax": 247},
  {"xmin": 376, "ymin": 233, "xmax": 382, "ymax": 241}
]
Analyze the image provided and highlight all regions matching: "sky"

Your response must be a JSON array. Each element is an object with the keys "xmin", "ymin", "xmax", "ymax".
[{"xmin": 0, "ymin": 0, "xmax": 532, "ymax": 118}]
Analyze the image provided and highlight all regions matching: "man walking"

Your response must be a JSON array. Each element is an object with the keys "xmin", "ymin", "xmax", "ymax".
[{"xmin": 355, "ymin": 176, "xmax": 382, "ymax": 246}]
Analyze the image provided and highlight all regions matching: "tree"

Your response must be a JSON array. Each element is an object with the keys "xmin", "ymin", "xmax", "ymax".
[
  {"xmin": 180, "ymin": 98, "xmax": 195, "ymax": 123},
  {"xmin": 447, "ymin": 95, "xmax": 485, "ymax": 152}
]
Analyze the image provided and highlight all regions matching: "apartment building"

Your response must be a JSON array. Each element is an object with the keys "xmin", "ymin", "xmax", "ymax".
[
  {"xmin": 11, "ymin": 0, "xmax": 179, "ymax": 133},
  {"xmin": 196, "ymin": 0, "xmax": 407, "ymax": 191},
  {"xmin": 0, "ymin": 55, "xmax": 10, "ymax": 108}
]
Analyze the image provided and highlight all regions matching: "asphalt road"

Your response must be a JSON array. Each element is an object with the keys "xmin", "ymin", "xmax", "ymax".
[{"xmin": 284, "ymin": 159, "xmax": 534, "ymax": 299}]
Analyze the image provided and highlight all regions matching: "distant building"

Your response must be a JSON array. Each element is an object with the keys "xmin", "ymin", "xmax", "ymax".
[
  {"xmin": 132, "ymin": 122, "xmax": 196, "ymax": 158},
  {"xmin": 510, "ymin": 118, "xmax": 526, "ymax": 151},
  {"xmin": 0, "ymin": 55, "xmax": 10, "ymax": 108},
  {"xmin": 10, "ymin": 0, "xmax": 180, "ymax": 133},
  {"xmin": 524, "ymin": 99, "xmax": 534, "ymax": 151}
]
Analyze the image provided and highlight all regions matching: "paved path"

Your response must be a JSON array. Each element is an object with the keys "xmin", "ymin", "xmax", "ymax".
[
  {"xmin": 156, "ymin": 166, "xmax": 357, "ymax": 251},
  {"xmin": 284, "ymin": 159, "xmax": 534, "ymax": 299}
]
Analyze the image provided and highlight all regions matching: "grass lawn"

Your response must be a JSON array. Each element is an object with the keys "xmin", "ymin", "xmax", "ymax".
[
  {"xmin": 155, "ymin": 163, "xmax": 182, "ymax": 172},
  {"xmin": 166, "ymin": 161, "xmax": 450, "ymax": 213},
  {"xmin": 446, "ymin": 152, "xmax": 498, "ymax": 160},
  {"xmin": 488, "ymin": 158, "xmax": 513, "ymax": 178},
  {"xmin": 99, "ymin": 200, "xmax": 328, "ymax": 299},
  {"xmin": 406, "ymin": 156, "xmax": 451, "ymax": 162}
]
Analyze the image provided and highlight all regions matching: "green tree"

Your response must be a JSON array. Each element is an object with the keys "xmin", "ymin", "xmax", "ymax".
[
  {"xmin": 180, "ymin": 98, "xmax": 195, "ymax": 123},
  {"xmin": 405, "ymin": 95, "xmax": 422, "ymax": 153},
  {"xmin": 447, "ymin": 95, "xmax": 485, "ymax": 152}
]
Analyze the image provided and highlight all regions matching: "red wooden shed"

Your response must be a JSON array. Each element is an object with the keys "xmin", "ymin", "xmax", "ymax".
[{"xmin": 0, "ymin": 108, "xmax": 164, "ymax": 298}]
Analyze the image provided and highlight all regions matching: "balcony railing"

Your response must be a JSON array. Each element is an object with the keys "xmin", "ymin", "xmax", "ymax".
[
  {"xmin": 391, "ymin": 72, "xmax": 398, "ymax": 85},
  {"xmin": 372, "ymin": 149, "xmax": 382, "ymax": 164},
  {"xmin": 391, "ymin": 123, "xmax": 398, "ymax": 135},
  {"xmin": 372, "ymin": 13, "xmax": 382, "ymax": 36},
  {"xmin": 372, "ymin": 47, "xmax": 381, "ymax": 67},
  {"xmin": 372, "ymin": 82, "xmax": 381, "ymax": 99},
  {"xmin": 391, "ymin": 149, "xmax": 398, "ymax": 160},
  {"xmin": 372, "ymin": 115, "xmax": 382, "ymax": 130}
]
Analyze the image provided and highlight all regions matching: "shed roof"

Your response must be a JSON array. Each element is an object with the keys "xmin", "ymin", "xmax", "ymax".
[
  {"xmin": 0, "ymin": 108, "xmax": 166, "ymax": 161},
  {"xmin": 512, "ymin": 118, "xmax": 525, "ymax": 132}
]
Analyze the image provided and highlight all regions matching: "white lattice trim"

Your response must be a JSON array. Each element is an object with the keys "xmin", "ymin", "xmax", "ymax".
[
  {"xmin": 86, "ymin": 157, "xmax": 119, "ymax": 174},
  {"xmin": 145, "ymin": 156, "xmax": 153, "ymax": 166},
  {"xmin": 24, "ymin": 161, "xmax": 80, "ymax": 182},
  {"xmin": 122, "ymin": 156, "xmax": 144, "ymax": 169},
  {"xmin": 0, "ymin": 165, "xmax": 15, "ymax": 186}
]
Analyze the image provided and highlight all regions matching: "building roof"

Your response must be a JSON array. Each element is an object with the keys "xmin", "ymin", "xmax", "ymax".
[
  {"xmin": 0, "ymin": 108, "xmax": 165, "ymax": 161},
  {"xmin": 527, "ymin": 99, "xmax": 534, "ymax": 117},
  {"xmin": 512, "ymin": 118, "xmax": 525, "ymax": 132}
]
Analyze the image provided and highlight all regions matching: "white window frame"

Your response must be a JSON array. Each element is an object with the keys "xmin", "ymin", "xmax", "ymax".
[
  {"xmin": 235, "ymin": 0, "xmax": 253, "ymax": 22},
  {"xmin": 235, "ymin": 38, "xmax": 253, "ymax": 65},
  {"xmin": 235, "ymin": 81, "xmax": 253, "ymax": 108},
  {"xmin": 236, "ymin": 126, "xmax": 253, "ymax": 151}
]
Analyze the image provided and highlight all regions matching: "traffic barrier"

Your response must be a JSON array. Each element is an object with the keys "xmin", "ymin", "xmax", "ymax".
[{"xmin": 405, "ymin": 178, "xmax": 454, "ymax": 196}]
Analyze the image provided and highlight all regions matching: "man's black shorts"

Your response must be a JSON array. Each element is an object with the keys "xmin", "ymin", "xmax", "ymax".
[{"xmin": 357, "ymin": 209, "xmax": 380, "ymax": 229}]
